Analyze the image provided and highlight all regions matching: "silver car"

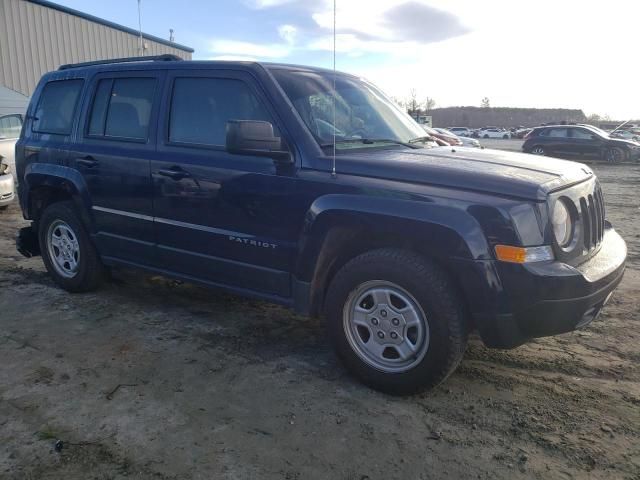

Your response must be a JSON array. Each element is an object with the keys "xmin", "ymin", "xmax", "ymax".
[{"xmin": 0, "ymin": 114, "xmax": 22, "ymax": 210}]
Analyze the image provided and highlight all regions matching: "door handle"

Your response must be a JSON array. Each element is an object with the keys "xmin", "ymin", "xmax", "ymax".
[
  {"xmin": 157, "ymin": 167, "xmax": 190, "ymax": 180},
  {"xmin": 76, "ymin": 156, "xmax": 98, "ymax": 168}
]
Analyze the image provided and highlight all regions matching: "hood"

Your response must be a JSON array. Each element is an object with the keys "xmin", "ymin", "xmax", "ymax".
[{"xmin": 336, "ymin": 146, "xmax": 593, "ymax": 200}]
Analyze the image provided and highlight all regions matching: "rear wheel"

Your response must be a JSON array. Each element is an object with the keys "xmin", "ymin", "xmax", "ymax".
[
  {"xmin": 531, "ymin": 146, "xmax": 545, "ymax": 155},
  {"xmin": 483, "ymin": 134, "xmax": 489, "ymax": 138},
  {"xmin": 604, "ymin": 147, "xmax": 625, "ymax": 163},
  {"xmin": 325, "ymin": 248, "xmax": 468, "ymax": 395},
  {"xmin": 502, "ymin": 134, "xmax": 509, "ymax": 139},
  {"xmin": 38, "ymin": 201, "xmax": 105, "ymax": 292}
]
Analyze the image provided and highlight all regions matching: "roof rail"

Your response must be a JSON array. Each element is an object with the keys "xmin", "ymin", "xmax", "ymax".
[{"xmin": 58, "ymin": 54, "xmax": 183, "ymax": 71}]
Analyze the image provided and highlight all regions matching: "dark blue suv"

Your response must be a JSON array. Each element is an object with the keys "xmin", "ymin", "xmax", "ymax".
[{"xmin": 15, "ymin": 56, "xmax": 627, "ymax": 394}]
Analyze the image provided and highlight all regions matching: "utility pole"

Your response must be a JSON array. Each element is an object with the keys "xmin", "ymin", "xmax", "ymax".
[
  {"xmin": 169, "ymin": 29, "xmax": 175, "ymax": 42},
  {"xmin": 137, "ymin": 0, "xmax": 144, "ymax": 56}
]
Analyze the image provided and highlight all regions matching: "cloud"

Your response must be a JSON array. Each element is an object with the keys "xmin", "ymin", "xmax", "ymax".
[
  {"xmin": 244, "ymin": 0, "xmax": 300, "ymax": 8},
  {"xmin": 382, "ymin": 2, "xmax": 470, "ymax": 43},
  {"xmin": 278, "ymin": 24, "xmax": 298, "ymax": 44}
]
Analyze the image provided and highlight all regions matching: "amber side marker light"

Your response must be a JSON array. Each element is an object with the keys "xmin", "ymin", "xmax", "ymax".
[{"xmin": 494, "ymin": 245, "xmax": 554, "ymax": 264}]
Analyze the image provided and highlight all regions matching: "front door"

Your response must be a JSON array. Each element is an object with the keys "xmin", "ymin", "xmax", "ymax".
[
  {"xmin": 151, "ymin": 70, "xmax": 300, "ymax": 298},
  {"xmin": 69, "ymin": 71, "xmax": 164, "ymax": 264},
  {"xmin": 569, "ymin": 127, "xmax": 603, "ymax": 158}
]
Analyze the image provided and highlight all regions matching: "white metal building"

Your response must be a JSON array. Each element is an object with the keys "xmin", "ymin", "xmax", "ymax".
[{"xmin": 0, "ymin": 0, "xmax": 193, "ymax": 114}]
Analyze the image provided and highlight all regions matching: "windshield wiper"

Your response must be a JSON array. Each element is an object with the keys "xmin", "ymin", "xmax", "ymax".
[
  {"xmin": 320, "ymin": 138, "xmax": 418, "ymax": 149},
  {"xmin": 408, "ymin": 135, "xmax": 437, "ymax": 144}
]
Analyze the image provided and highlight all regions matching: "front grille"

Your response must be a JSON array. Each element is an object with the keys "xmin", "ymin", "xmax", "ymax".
[{"xmin": 578, "ymin": 184, "xmax": 605, "ymax": 252}]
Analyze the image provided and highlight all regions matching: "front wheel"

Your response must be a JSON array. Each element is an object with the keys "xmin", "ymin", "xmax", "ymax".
[
  {"xmin": 604, "ymin": 147, "xmax": 625, "ymax": 163},
  {"xmin": 503, "ymin": 134, "xmax": 509, "ymax": 139},
  {"xmin": 325, "ymin": 249, "xmax": 468, "ymax": 395},
  {"xmin": 38, "ymin": 201, "xmax": 105, "ymax": 292}
]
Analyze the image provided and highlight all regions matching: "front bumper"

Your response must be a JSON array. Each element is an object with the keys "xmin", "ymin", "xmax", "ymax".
[
  {"xmin": 460, "ymin": 227, "xmax": 626, "ymax": 348},
  {"xmin": 0, "ymin": 174, "xmax": 15, "ymax": 206}
]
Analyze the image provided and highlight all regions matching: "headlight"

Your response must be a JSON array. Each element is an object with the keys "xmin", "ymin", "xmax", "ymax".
[{"xmin": 552, "ymin": 200, "xmax": 572, "ymax": 247}]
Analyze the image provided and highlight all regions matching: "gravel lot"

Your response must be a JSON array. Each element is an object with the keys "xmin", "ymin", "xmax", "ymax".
[{"xmin": 0, "ymin": 161, "xmax": 638, "ymax": 479}]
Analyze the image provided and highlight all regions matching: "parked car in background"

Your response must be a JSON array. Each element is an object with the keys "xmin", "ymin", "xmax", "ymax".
[
  {"xmin": 434, "ymin": 128, "xmax": 481, "ymax": 148},
  {"xmin": 479, "ymin": 128, "xmax": 511, "ymax": 139},
  {"xmin": 609, "ymin": 130, "xmax": 640, "ymax": 142},
  {"xmin": 515, "ymin": 128, "xmax": 532, "ymax": 139},
  {"xmin": 448, "ymin": 127, "xmax": 473, "ymax": 137},
  {"xmin": 421, "ymin": 125, "xmax": 463, "ymax": 146},
  {"xmin": 0, "ymin": 113, "xmax": 22, "ymax": 209},
  {"xmin": 523, "ymin": 125, "xmax": 640, "ymax": 163},
  {"xmin": 0, "ymin": 113, "xmax": 23, "ymax": 180},
  {"xmin": 0, "ymin": 156, "xmax": 14, "ymax": 210}
]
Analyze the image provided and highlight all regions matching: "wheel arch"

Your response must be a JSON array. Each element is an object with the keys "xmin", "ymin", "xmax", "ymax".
[
  {"xmin": 23, "ymin": 163, "xmax": 93, "ymax": 231},
  {"xmin": 295, "ymin": 194, "xmax": 491, "ymax": 317}
]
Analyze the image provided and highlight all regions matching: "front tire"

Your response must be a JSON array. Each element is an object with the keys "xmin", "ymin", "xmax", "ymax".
[
  {"xmin": 604, "ymin": 147, "xmax": 625, "ymax": 163},
  {"xmin": 38, "ymin": 201, "xmax": 105, "ymax": 292},
  {"xmin": 325, "ymin": 249, "xmax": 468, "ymax": 395}
]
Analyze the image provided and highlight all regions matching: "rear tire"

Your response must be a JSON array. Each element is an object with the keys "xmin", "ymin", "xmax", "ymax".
[
  {"xmin": 38, "ymin": 201, "xmax": 105, "ymax": 292},
  {"xmin": 531, "ymin": 146, "xmax": 545, "ymax": 155},
  {"xmin": 502, "ymin": 134, "xmax": 509, "ymax": 139},
  {"xmin": 324, "ymin": 248, "xmax": 468, "ymax": 395}
]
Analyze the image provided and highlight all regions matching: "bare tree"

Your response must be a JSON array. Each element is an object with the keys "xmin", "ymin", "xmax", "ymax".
[
  {"xmin": 424, "ymin": 97, "xmax": 436, "ymax": 112},
  {"xmin": 407, "ymin": 88, "xmax": 421, "ymax": 117},
  {"xmin": 481, "ymin": 97, "xmax": 491, "ymax": 108}
]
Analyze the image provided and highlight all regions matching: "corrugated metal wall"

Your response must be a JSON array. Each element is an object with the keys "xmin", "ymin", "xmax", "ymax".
[{"xmin": 0, "ymin": 0, "xmax": 192, "ymax": 97}]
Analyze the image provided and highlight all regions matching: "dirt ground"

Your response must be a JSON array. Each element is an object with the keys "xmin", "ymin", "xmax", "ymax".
[{"xmin": 0, "ymin": 162, "xmax": 638, "ymax": 480}]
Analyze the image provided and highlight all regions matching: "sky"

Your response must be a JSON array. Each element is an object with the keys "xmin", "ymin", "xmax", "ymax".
[{"xmin": 53, "ymin": 0, "xmax": 640, "ymax": 119}]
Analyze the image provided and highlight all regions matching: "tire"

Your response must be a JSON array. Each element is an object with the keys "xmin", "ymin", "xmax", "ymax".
[
  {"xmin": 483, "ymin": 134, "xmax": 489, "ymax": 138},
  {"xmin": 324, "ymin": 248, "xmax": 468, "ymax": 395},
  {"xmin": 38, "ymin": 200, "xmax": 105, "ymax": 292},
  {"xmin": 503, "ymin": 134, "xmax": 509, "ymax": 139},
  {"xmin": 604, "ymin": 147, "xmax": 625, "ymax": 163},
  {"xmin": 531, "ymin": 146, "xmax": 545, "ymax": 155}
]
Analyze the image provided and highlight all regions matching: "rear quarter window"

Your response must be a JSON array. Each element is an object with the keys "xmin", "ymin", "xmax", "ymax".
[{"xmin": 32, "ymin": 79, "xmax": 84, "ymax": 135}]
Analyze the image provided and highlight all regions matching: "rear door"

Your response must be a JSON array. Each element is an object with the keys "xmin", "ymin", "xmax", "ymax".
[
  {"xmin": 69, "ymin": 70, "xmax": 164, "ymax": 265},
  {"xmin": 540, "ymin": 127, "xmax": 570, "ymax": 156},
  {"xmin": 150, "ymin": 69, "xmax": 300, "ymax": 298}
]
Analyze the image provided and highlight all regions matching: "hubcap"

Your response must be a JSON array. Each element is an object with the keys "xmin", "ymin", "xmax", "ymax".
[
  {"xmin": 532, "ymin": 147, "xmax": 544, "ymax": 155},
  {"xmin": 343, "ymin": 280, "xmax": 430, "ymax": 373},
  {"xmin": 47, "ymin": 220, "xmax": 80, "ymax": 278}
]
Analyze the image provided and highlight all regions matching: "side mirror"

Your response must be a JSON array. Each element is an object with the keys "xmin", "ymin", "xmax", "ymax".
[{"xmin": 226, "ymin": 120, "xmax": 293, "ymax": 164}]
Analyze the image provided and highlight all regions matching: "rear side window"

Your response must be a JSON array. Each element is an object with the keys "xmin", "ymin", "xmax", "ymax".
[
  {"xmin": 168, "ymin": 77, "xmax": 275, "ymax": 146},
  {"xmin": 88, "ymin": 78, "xmax": 156, "ymax": 141},
  {"xmin": 33, "ymin": 79, "xmax": 84, "ymax": 135},
  {"xmin": 541, "ymin": 128, "xmax": 568, "ymax": 138},
  {"xmin": 0, "ymin": 114, "xmax": 23, "ymax": 138}
]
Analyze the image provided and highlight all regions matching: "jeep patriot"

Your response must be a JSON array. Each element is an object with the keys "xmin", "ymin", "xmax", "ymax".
[{"xmin": 15, "ymin": 55, "xmax": 626, "ymax": 394}]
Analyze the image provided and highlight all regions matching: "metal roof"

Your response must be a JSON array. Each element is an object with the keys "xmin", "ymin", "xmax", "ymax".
[{"xmin": 26, "ymin": 0, "xmax": 194, "ymax": 53}]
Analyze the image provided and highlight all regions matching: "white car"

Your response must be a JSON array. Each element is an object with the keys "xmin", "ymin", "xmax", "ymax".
[
  {"xmin": 0, "ymin": 114, "xmax": 22, "ymax": 209},
  {"xmin": 434, "ymin": 128, "xmax": 481, "ymax": 148},
  {"xmin": 448, "ymin": 127, "xmax": 474, "ymax": 137},
  {"xmin": 479, "ymin": 128, "xmax": 511, "ymax": 139}
]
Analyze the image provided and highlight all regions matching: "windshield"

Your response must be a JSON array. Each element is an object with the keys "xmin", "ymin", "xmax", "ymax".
[{"xmin": 270, "ymin": 68, "xmax": 427, "ymax": 149}]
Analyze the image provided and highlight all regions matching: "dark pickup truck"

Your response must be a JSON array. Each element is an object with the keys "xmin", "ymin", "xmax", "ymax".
[{"xmin": 15, "ymin": 56, "xmax": 626, "ymax": 394}]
